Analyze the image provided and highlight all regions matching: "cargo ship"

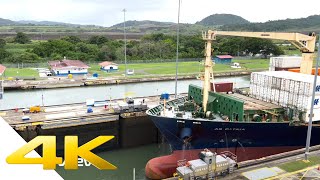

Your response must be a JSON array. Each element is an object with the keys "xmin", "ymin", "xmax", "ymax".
[{"xmin": 145, "ymin": 30, "xmax": 319, "ymax": 179}]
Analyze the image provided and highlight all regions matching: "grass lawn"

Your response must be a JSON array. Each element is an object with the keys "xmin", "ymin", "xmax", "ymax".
[
  {"xmin": 2, "ymin": 58, "xmax": 270, "ymax": 79},
  {"xmin": 5, "ymin": 43, "xmax": 37, "ymax": 53},
  {"xmin": 233, "ymin": 59, "xmax": 270, "ymax": 70},
  {"xmin": 4, "ymin": 68, "xmax": 39, "ymax": 78},
  {"xmin": 278, "ymin": 156, "xmax": 320, "ymax": 172},
  {"xmin": 88, "ymin": 59, "xmax": 269, "ymax": 78},
  {"xmin": 284, "ymin": 49, "xmax": 302, "ymax": 56}
]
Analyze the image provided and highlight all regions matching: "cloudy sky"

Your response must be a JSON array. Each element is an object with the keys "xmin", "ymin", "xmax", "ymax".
[{"xmin": 0, "ymin": 0, "xmax": 319, "ymax": 27}]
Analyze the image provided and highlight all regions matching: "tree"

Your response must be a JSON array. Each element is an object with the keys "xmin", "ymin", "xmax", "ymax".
[
  {"xmin": 14, "ymin": 32, "xmax": 31, "ymax": 44},
  {"xmin": 32, "ymin": 39, "xmax": 75, "ymax": 58},
  {"xmin": 88, "ymin": 35, "xmax": 109, "ymax": 46},
  {"xmin": 0, "ymin": 39, "xmax": 6, "ymax": 48},
  {"xmin": 0, "ymin": 49, "xmax": 11, "ymax": 61},
  {"xmin": 61, "ymin": 36, "xmax": 82, "ymax": 44},
  {"xmin": 180, "ymin": 35, "xmax": 204, "ymax": 58},
  {"xmin": 75, "ymin": 42, "xmax": 98, "ymax": 54},
  {"xmin": 142, "ymin": 33, "xmax": 168, "ymax": 41},
  {"xmin": 97, "ymin": 44, "xmax": 117, "ymax": 61},
  {"xmin": 243, "ymin": 38, "xmax": 284, "ymax": 58},
  {"xmin": 14, "ymin": 52, "xmax": 41, "ymax": 63},
  {"xmin": 215, "ymin": 37, "xmax": 285, "ymax": 58},
  {"xmin": 50, "ymin": 53, "xmax": 63, "ymax": 60},
  {"xmin": 218, "ymin": 37, "xmax": 244, "ymax": 56}
]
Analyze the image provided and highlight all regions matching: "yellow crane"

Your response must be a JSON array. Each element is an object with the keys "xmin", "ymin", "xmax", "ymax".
[{"xmin": 201, "ymin": 30, "xmax": 317, "ymax": 112}]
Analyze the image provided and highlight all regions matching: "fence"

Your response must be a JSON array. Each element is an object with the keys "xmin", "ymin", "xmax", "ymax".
[
  {"xmin": 2, "ymin": 58, "xmax": 203, "ymax": 68},
  {"xmin": 88, "ymin": 58, "xmax": 203, "ymax": 65},
  {"xmin": 2, "ymin": 63, "xmax": 49, "ymax": 69}
]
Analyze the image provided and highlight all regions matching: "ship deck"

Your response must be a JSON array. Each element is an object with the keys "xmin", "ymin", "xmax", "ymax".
[{"xmin": 228, "ymin": 93, "xmax": 282, "ymax": 110}]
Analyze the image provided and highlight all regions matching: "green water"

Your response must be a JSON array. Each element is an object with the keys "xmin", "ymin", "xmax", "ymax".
[{"xmin": 56, "ymin": 143, "xmax": 170, "ymax": 180}]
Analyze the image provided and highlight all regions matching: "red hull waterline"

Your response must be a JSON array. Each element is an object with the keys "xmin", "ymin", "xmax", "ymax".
[{"xmin": 145, "ymin": 146, "xmax": 302, "ymax": 179}]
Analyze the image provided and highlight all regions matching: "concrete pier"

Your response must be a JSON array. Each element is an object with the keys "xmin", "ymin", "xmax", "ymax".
[
  {"xmin": 0, "ymin": 95, "xmax": 165, "ymax": 154},
  {"xmin": 3, "ymin": 71, "xmax": 253, "ymax": 90}
]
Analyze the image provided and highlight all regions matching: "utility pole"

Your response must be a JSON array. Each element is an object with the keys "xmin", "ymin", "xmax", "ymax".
[
  {"xmin": 305, "ymin": 34, "xmax": 320, "ymax": 160},
  {"xmin": 123, "ymin": 9, "xmax": 127, "ymax": 78},
  {"xmin": 174, "ymin": 0, "xmax": 181, "ymax": 98},
  {"xmin": 41, "ymin": 89, "xmax": 44, "ymax": 107}
]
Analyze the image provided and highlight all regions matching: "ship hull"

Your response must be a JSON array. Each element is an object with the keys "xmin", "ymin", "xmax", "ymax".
[
  {"xmin": 150, "ymin": 116, "xmax": 320, "ymax": 151},
  {"xmin": 146, "ymin": 115, "xmax": 320, "ymax": 179},
  {"xmin": 146, "ymin": 146, "xmax": 302, "ymax": 179}
]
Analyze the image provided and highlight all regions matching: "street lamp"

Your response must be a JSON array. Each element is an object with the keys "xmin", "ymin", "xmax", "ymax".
[
  {"xmin": 174, "ymin": 0, "xmax": 181, "ymax": 98},
  {"xmin": 305, "ymin": 34, "xmax": 320, "ymax": 160},
  {"xmin": 123, "ymin": 9, "xmax": 127, "ymax": 78}
]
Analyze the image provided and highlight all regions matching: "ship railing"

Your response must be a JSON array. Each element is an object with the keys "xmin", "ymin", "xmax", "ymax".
[
  {"xmin": 146, "ymin": 96, "xmax": 188, "ymax": 116},
  {"xmin": 220, "ymin": 151, "xmax": 237, "ymax": 162},
  {"xmin": 177, "ymin": 159, "xmax": 187, "ymax": 167}
]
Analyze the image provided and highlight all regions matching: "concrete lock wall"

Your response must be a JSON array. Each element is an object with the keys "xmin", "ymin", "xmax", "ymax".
[
  {"xmin": 120, "ymin": 115, "xmax": 159, "ymax": 148},
  {"xmin": 14, "ymin": 114, "xmax": 159, "ymax": 156}
]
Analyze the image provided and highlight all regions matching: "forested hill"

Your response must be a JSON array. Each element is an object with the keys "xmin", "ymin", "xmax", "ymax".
[
  {"xmin": 16, "ymin": 20, "xmax": 82, "ymax": 26},
  {"xmin": 0, "ymin": 18, "xmax": 16, "ymax": 25},
  {"xmin": 0, "ymin": 18, "xmax": 94, "ymax": 27},
  {"xmin": 196, "ymin": 14, "xmax": 250, "ymax": 26},
  {"xmin": 221, "ymin": 15, "xmax": 320, "ymax": 32}
]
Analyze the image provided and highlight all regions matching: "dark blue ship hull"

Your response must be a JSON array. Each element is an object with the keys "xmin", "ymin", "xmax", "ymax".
[{"xmin": 150, "ymin": 115, "xmax": 320, "ymax": 152}]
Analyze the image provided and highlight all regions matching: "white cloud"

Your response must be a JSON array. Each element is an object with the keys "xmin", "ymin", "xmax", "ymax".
[{"xmin": 0, "ymin": 0, "xmax": 319, "ymax": 26}]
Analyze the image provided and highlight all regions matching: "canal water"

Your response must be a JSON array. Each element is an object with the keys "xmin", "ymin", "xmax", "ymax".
[
  {"xmin": 56, "ymin": 143, "xmax": 171, "ymax": 180},
  {"xmin": 0, "ymin": 76, "xmax": 250, "ymax": 110}
]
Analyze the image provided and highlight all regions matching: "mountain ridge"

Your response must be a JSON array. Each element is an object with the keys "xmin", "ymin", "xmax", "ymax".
[
  {"xmin": 221, "ymin": 15, "xmax": 320, "ymax": 31},
  {"xmin": 196, "ymin": 14, "xmax": 250, "ymax": 26},
  {"xmin": 0, "ymin": 14, "xmax": 320, "ymax": 33}
]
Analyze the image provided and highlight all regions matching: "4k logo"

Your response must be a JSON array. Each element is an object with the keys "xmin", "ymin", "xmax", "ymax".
[{"xmin": 6, "ymin": 136, "xmax": 117, "ymax": 170}]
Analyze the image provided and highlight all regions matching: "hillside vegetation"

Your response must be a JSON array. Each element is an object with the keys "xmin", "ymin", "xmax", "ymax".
[
  {"xmin": 0, "ymin": 32, "xmax": 286, "ymax": 64},
  {"xmin": 111, "ymin": 20, "xmax": 174, "ymax": 28},
  {"xmin": 221, "ymin": 15, "xmax": 320, "ymax": 32},
  {"xmin": 0, "ymin": 14, "xmax": 320, "ymax": 39},
  {"xmin": 196, "ymin": 14, "xmax": 250, "ymax": 26}
]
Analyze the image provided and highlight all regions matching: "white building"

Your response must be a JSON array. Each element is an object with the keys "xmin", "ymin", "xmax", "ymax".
[
  {"xmin": 99, "ymin": 61, "xmax": 118, "ymax": 72},
  {"xmin": 48, "ymin": 59, "xmax": 90, "ymax": 76}
]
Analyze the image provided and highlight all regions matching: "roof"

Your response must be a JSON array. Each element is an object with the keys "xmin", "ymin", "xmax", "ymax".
[
  {"xmin": 0, "ymin": 64, "xmax": 6, "ymax": 75},
  {"xmin": 48, "ymin": 60, "xmax": 90, "ymax": 69},
  {"xmin": 216, "ymin": 155, "xmax": 227, "ymax": 163},
  {"xmin": 216, "ymin": 55, "xmax": 234, "ymax": 59},
  {"xmin": 176, "ymin": 166, "xmax": 193, "ymax": 175},
  {"xmin": 189, "ymin": 159, "xmax": 207, "ymax": 169},
  {"xmin": 99, "ymin": 61, "xmax": 118, "ymax": 67}
]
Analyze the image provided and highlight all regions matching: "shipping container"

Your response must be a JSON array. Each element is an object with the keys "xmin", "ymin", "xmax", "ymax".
[
  {"xmin": 250, "ymin": 71, "xmax": 320, "ymax": 111},
  {"xmin": 270, "ymin": 56, "xmax": 302, "ymax": 68},
  {"xmin": 275, "ymin": 67, "xmax": 300, "ymax": 71},
  {"xmin": 211, "ymin": 82, "xmax": 233, "ymax": 92},
  {"xmin": 288, "ymin": 68, "xmax": 320, "ymax": 76},
  {"xmin": 303, "ymin": 95, "xmax": 320, "ymax": 122},
  {"xmin": 253, "ymin": 71, "xmax": 320, "ymax": 89}
]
